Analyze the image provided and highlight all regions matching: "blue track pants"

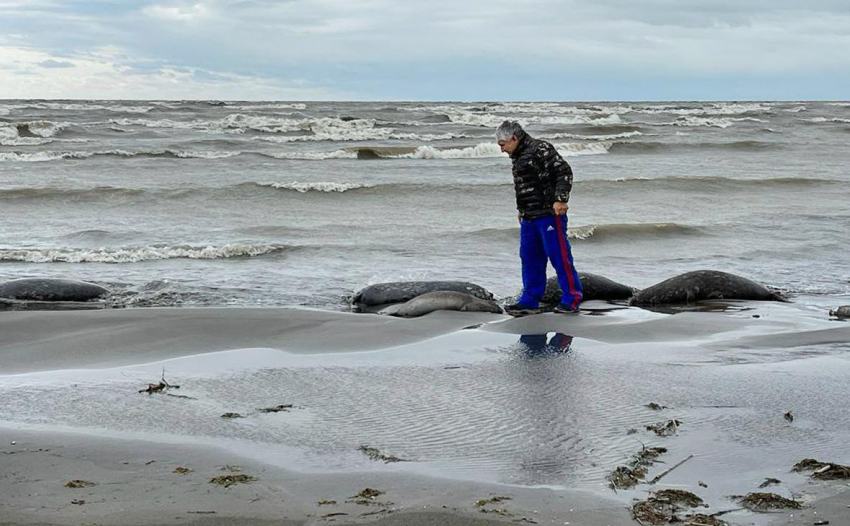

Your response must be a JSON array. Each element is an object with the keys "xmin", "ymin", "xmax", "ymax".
[{"xmin": 517, "ymin": 214, "xmax": 583, "ymax": 309}]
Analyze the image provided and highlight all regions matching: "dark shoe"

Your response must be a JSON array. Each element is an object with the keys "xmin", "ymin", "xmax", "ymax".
[
  {"xmin": 554, "ymin": 303, "xmax": 580, "ymax": 314},
  {"xmin": 504, "ymin": 303, "xmax": 541, "ymax": 317}
]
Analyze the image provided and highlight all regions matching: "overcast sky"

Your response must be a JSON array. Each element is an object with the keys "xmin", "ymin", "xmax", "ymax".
[{"xmin": 1, "ymin": 0, "xmax": 848, "ymax": 100}]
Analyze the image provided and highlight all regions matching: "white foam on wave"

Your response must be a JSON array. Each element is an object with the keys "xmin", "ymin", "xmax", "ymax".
[
  {"xmin": 110, "ymin": 114, "xmax": 302, "ymax": 134},
  {"xmin": 226, "ymin": 103, "xmax": 308, "ymax": 111},
  {"xmin": 783, "ymin": 106, "xmax": 807, "ymax": 113},
  {"xmin": 0, "ymin": 149, "xmax": 240, "ymax": 162},
  {"xmin": 544, "ymin": 131, "xmax": 643, "ymax": 141},
  {"xmin": 0, "ymin": 102, "xmax": 153, "ymax": 113},
  {"xmin": 387, "ymin": 141, "xmax": 610, "ymax": 159},
  {"xmin": 0, "ymin": 151, "xmax": 91, "ymax": 162},
  {"xmin": 805, "ymin": 117, "xmax": 850, "ymax": 124},
  {"xmin": 650, "ymin": 116, "xmax": 735, "ymax": 128},
  {"xmin": 0, "ymin": 120, "xmax": 67, "ymax": 144},
  {"xmin": 0, "ymin": 243, "xmax": 287, "ymax": 263},
  {"xmin": 447, "ymin": 112, "xmax": 623, "ymax": 128},
  {"xmin": 254, "ymin": 181, "xmax": 370, "ymax": 193},
  {"xmin": 732, "ymin": 117, "xmax": 770, "ymax": 123},
  {"xmin": 262, "ymin": 141, "xmax": 609, "ymax": 161}
]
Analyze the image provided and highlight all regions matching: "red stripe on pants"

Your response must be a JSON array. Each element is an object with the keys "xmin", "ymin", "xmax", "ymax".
[{"xmin": 555, "ymin": 215, "xmax": 580, "ymax": 310}]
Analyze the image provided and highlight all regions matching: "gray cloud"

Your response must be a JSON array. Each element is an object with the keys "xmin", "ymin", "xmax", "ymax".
[
  {"xmin": 38, "ymin": 59, "xmax": 75, "ymax": 68},
  {"xmin": 1, "ymin": 0, "xmax": 848, "ymax": 99}
]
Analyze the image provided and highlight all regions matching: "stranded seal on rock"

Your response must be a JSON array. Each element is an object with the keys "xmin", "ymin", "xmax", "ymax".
[
  {"xmin": 0, "ymin": 278, "xmax": 111, "ymax": 302},
  {"xmin": 352, "ymin": 281, "xmax": 495, "ymax": 312},
  {"xmin": 630, "ymin": 270, "xmax": 784, "ymax": 306},
  {"xmin": 392, "ymin": 291, "xmax": 504, "ymax": 318}
]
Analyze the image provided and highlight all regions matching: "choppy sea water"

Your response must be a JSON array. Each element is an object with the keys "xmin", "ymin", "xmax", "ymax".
[{"xmin": 1, "ymin": 100, "xmax": 849, "ymax": 308}]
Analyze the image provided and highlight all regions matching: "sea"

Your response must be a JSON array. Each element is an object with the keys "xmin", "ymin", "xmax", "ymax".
[{"xmin": 1, "ymin": 100, "xmax": 849, "ymax": 309}]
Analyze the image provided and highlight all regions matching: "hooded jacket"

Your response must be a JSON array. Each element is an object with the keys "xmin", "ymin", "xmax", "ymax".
[{"xmin": 509, "ymin": 132, "xmax": 573, "ymax": 219}]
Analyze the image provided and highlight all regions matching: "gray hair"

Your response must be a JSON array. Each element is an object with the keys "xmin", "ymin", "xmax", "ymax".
[{"xmin": 495, "ymin": 120, "xmax": 525, "ymax": 141}]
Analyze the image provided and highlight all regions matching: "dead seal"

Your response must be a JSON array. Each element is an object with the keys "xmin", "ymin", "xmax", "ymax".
[
  {"xmin": 829, "ymin": 306, "xmax": 850, "ymax": 318},
  {"xmin": 631, "ymin": 270, "xmax": 785, "ymax": 306},
  {"xmin": 392, "ymin": 291, "xmax": 503, "ymax": 318},
  {"xmin": 352, "ymin": 281, "xmax": 494, "ymax": 312},
  {"xmin": 0, "ymin": 278, "xmax": 110, "ymax": 302},
  {"xmin": 508, "ymin": 273, "xmax": 636, "ymax": 308},
  {"xmin": 541, "ymin": 272, "xmax": 637, "ymax": 304}
]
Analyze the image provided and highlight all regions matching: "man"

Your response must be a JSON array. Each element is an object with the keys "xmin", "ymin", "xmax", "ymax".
[{"xmin": 496, "ymin": 120, "xmax": 582, "ymax": 315}]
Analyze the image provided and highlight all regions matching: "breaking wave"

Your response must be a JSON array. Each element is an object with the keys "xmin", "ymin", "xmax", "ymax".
[
  {"xmin": 542, "ymin": 131, "xmax": 643, "ymax": 141},
  {"xmin": 468, "ymin": 222, "xmax": 704, "ymax": 243},
  {"xmin": 804, "ymin": 117, "xmax": 850, "ymax": 124},
  {"xmin": 647, "ymin": 116, "xmax": 735, "ymax": 128},
  {"xmin": 252, "ymin": 181, "xmax": 372, "ymax": 193},
  {"xmin": 446, "ymin": 112, "xmax": 624, "ymax": 128},
  {"xmin": 0, "ymin": 243, "xmax": 289, "ymax": 263},
  {"xmin": 0, "ymin": 120, "xmax": 68, "ymax": 145},
  {"xmin": 267, "ymin": 142, "xmax": 612, "ymax": 161},
  {"xmin": 0, "ymin": 149, "xmax": 240, "ymax": 162}
]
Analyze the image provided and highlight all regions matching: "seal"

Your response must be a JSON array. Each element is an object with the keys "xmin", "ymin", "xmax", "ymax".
[
  {"xmin": 630, "ymin": 270, "xmax": 784, "ymax": 306},
  {"xmin": 352, "ymin": 281, "xmax": 495, "ymax": 312},
  {"xmin": 0, "ymin": 278, "xmax": 111, "ymax": 302},
  {"xmin": 540, "ymin": 272, "xmax": 637, "ymax": 304},
  {"xmin": 829, "ymin": 306, "xmax": 850, "ymax": 319},
  {"xmin": 392, "ymin": 291, "xmax": 504, "ymax": 318}
]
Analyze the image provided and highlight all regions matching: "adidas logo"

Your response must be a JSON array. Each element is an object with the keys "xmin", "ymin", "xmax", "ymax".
[{"xmin": 547, "ymin": 225, "xmax": 555, "ymax": 232}]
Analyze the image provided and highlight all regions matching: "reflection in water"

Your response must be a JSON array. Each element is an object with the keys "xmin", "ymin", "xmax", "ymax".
[
  {"xmin": 506, "ymin": 333, "xmax": 582, "ymax": 484},
  {"xmin": 518, "ymin": 333, "xmax": 574, "ymax": 357}
]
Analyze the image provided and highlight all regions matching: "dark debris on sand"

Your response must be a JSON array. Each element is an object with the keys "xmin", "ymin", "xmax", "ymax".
[
  {"xmin": 475, "ymin": 496, "xmax": 511, "ymax": 507},
  {"xmin": 646, "ymin": 402, "xmax": 668, "ymax": 411},
  {"xmin": 358, "ymin": 445, "xmax": 407, "ymax": 463},
  {"xmin": 139, "ymin": 368, "xmax": 180, "ymax": 394},
  {"xmin": 631, "ymin": 489, "xmax": 706, "ymax": 525},
  {"xmin": 608, "ymin": 446, "xmax": 668, "ymax": 490},
  {"xmin": 734, "ymin": 492, "xmax": 802, "ymax": 511},
  {"xmin": 65, "ymin": 479, "xmax": 96, "ymax": 489},
  {"xmin": 209, "ymin": 474, "xmax": 256, "ymax": 488},
  {"xmin": 758, "ymin": 477, "xmax": 781, "ymax": 488},
  {"xmin": 646, "ymin": 419, "xmax": 681, "ymax": 437},
  {"xmin": 793, "ymin": 458, "xmax": 850, "ymax": 480},
  {"xmin": 258, "ymin": 404, "xmax": 294, "ymax": 413}
]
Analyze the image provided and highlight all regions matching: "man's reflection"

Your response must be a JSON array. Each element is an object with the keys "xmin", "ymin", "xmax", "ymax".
[{"xmin": 518, "ymin": 333, "xmax": 573, "ymax": 357}]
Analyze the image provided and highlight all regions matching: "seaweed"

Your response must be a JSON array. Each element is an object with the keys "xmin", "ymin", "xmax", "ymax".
[
  {"xmin": 475, "ymin": 496, "xmax": 511, "ymax": 507},
  {"xmin": 793, "ymin": 458, "xmax": 850, "ymax": 480},
  {"xmin": 607, "ymin": 446, "xmax": 668, "ymax": 490},
  {"xmin": 683, "ymin": 514, "xmax": 727, "ymax": 526},
  {"xmin": 65, "ymin": 480, "xmax": 96, "ymax": 488},
  {"xmin": 173, "ymin": 466, "xmax": 193, "ymax": 474},
  {"xmin": 209, "ymin": 474, "xmax": 256, "ymax": 488},
  {"xmin": 646, "ymin": 419, "xmax": 681, "ymax": 437},
  {"xmin": 735, "ymin": 492, "xmax": 801, "ymax": 511},
  {"xmin": 358, "ymin": 445, "xmax": 407, "ymax": 463},
  {"xmin": 631, "ymin": 489, "xmax": 705, "ymax": 525}
]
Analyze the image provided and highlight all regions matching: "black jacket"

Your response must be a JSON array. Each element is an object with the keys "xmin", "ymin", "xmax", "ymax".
[{"xmin": 510, "ymin": 132, "xmax": 573, "ymax": 219}]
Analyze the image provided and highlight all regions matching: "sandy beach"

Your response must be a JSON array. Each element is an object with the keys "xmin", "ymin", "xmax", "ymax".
[{"xmin": 2, "ymin": 303, "xmax": 850, "ymax": 525}]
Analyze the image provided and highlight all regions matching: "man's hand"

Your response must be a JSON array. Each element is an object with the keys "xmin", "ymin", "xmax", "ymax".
[{"xmin": 553, "ymin": 202, "xmax": 569, "ymax": 215}]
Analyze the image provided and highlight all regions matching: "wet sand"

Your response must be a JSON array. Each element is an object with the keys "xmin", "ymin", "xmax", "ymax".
[{"xmin": 2, "ymin": 303, "xmax": 850, "ymax": 525}]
